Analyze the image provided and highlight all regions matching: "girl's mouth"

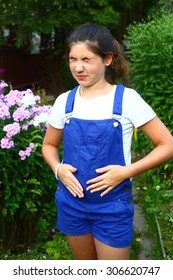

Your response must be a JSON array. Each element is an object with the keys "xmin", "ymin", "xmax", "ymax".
[{"xmin": 77, "ymin": 75, "xmax": 87, "ymax": 80}]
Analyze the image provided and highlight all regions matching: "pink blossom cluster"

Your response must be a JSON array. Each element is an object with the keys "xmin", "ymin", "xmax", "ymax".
[
  {"xmin": 18, "ymin": 143, "xmax": 35, "ymax": 160},
  {"xmin": 0, "ymin": 137, "xmax": 14, "ymax": 149},
  {"xmin": 3, "ymin": 122, "xmax": 20, "ymax": 138},
  {"xmin": 0, "ymin": 80, "xmax": 52, "ymax": 160},
  {"xmin": 13, "ymin": 106, "xmax": 30, "ymax": 122}
]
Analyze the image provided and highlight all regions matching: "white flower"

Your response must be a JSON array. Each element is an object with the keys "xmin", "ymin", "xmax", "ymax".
[
  {"xmin": 21, "ymin": 93, "xmax": 36, "ymax": 107},
  {"xmin": 33, "ymin": 112, "xmax": 49, "ymax": 126}
]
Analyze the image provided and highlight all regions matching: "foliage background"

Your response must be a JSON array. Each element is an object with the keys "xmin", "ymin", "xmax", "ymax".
[
  {"xmin": 127, "ymin": 13, "xmax": 173, "ymax": 259},
  {"xmin": 0, "ymin": 0, "xmax": 156, "ymax": 94}
]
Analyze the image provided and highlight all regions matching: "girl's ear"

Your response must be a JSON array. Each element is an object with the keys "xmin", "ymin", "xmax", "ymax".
[{"xmin": 105, "ymin": 53, "xmax": 113, "ymax": 66}]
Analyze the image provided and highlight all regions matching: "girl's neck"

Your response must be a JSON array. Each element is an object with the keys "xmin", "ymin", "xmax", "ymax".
[{"xmin": 79, "ymin": 82, "xmax": 114, "ymax": 99}]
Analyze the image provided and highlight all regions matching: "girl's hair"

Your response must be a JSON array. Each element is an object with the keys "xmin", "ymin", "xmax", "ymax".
[{"xmin": 65, "ymin": 22, "xmax": 129, "ymax": 84}]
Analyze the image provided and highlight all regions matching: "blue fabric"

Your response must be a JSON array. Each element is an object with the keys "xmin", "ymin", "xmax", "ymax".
[
  {"xmin": 55, "ymin": 84, "xmax": 134, "ymax": 248},
  {"xmin": 55, "ymin": 189, "xmax": 134, "ymax": 248}
]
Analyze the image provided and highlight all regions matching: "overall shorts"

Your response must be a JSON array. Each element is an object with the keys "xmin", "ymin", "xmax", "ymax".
[{"xmin": 55, "ymin": 84, "xmax": 134, "ymax": 248}]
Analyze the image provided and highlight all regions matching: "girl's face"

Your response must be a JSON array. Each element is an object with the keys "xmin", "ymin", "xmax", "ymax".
[{"xmin": 69, "ymin": 42, "xmax": 111, "ymax": 88}]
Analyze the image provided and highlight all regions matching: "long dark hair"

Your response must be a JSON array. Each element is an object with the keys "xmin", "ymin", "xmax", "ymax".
[{"xmin": 65, "ymin": 23, "xmax": 129, "ymax": 84}]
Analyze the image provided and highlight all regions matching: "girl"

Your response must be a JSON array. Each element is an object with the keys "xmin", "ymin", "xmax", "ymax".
[{"xmin": 42, "ymin": 23, "xmax": 173, "ymax": 260}]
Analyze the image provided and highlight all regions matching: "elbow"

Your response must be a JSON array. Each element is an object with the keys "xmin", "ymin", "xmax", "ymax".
[{"xmin": 166, "ymin": 137, "xmax": 173, "ymax": 159}]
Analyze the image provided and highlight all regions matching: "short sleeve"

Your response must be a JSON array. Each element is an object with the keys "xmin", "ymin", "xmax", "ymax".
[
  {"xmin": 48, "ymin": 91, "xmax": 69, "ymax": 129},
  {"xmin": 123, "ymin": 88, "xmax": 156, "ymax": 128}
]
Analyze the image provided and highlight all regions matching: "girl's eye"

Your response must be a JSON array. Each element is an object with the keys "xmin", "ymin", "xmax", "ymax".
[
  {"xmin": 83, "ymin": 58, "xmax": 94, "ymax": 64},
  {"xmin": 69, "ymin": 58, "xmax": 77, "ymax": 63}
]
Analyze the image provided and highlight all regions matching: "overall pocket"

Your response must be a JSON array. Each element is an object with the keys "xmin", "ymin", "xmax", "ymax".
[
  {"xmin": 113, "ymin": 198, "xmax": 134, "ymax": 218},
  {"xmin": 77, "ymin": 137, "xmax": 109, "ymax": 175}
]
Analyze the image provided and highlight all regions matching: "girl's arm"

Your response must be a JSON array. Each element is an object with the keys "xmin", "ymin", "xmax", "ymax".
[
  {"xmin": 42, "ymin": 125, "xmax": 83, "ymax": 197},
  {"xmin": 86, "ymin": 117, "xmax": 173, "ymax": 196},
  {"xmin": 125, "ymin": 116, "xmax": 173, "ymax": 177},
  {"xmin": 42, "ymin": 125, "xmax": 63, "ymax": 173}
]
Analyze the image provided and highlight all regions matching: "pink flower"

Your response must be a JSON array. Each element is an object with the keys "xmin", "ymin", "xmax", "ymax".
[
  {"xmin": 24, "ymin": 147, "xmax": 32, "ymax": 156},
  {"xmin": 0, "ymin": 104, "xmax": 10, "ymax": 119},
  {"xmin": 13, "ymin": 106, "xmax": 30, "ymax": 122},
  {"xmin": 4, "ymin": 90, "xmax": 22, "ymax": 107},
  {"xmin": 0, "ymin": 138, "xmax": 14, "ymax": 148},
  {"xmin": 29, "ymin": 143, "xmax": 35, "ymax": 149},
  {"xmin": 22, "ymin": 124, "xmax": 29, "ymax": 130},
  {"xmin": 0, "ymin": 138, "xmax": 9, "ymax": 148},
  {"xmin": 0, "ymin": 81, "xmax": 52, "ymax": 160},
  {"xmin": 19, "ymin": 150, "xmax": 26, "ymax": 160},
  {"xmin": 19, "ymin": 150, "xmax": 25, "ymax": 157},
  {"xmin": 3, "ymin": 122, "xmax": 20, "ymax": 137}
]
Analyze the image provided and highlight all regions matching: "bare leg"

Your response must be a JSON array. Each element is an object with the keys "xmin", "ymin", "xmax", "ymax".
[
  {"xmin": 94, "ymin": 238, "xmax": 130, "ymax": 260},
  {"xmin": 67, "ymin": 233, "xmax": 97, "ymax": 260}
]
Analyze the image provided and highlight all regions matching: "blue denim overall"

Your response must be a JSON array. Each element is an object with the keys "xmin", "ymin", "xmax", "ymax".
[{"xmin": 55, "ymin": 84, "xmax": 134, "ymax": 247}]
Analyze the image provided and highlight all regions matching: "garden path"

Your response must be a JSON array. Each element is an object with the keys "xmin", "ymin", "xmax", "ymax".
[{"xmin": 133, "ymin": 186, "xmax": 153, "ymax": 260}]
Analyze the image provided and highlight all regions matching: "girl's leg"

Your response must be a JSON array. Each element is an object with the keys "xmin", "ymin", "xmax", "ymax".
[
  {"xmin": 94, "ymin": 238, "xmax": 130, "ymax": 260},
  {"xmin": 67, "ymin": 233, "xmax": 98, "ymax": 260}
]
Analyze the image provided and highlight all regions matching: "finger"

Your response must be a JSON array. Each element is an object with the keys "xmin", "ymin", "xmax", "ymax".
[
  {"xmin": 86, "ymin": 181, "xmax": 103, "ymax": 190},
  {"xmin": 65, "ymin": 179, "xmax": 84, "ymax": 197},
  {"xmin": 86, "ymin": 174, "xmax": 105, "ymax": 185},
  {"xmin": 60, "ymin": 164, "xmax": 84, "ymax": 194},
  {"xmin": 72, "ymin": 177, "xmax": 83, "ymax": 191},
  {"xmin": 88, "ymin": 184, "xmax": 109, "ymax": 193},
  {"xmin": 100, "ymin": 187, "xmax": 113, "ymax": 197},
  {"xmin": 95, "ymin": 166, "xmax": 110, "ymax": 174},
  {"xmin": 66, "ymin": 185, "xmax": 77, "ymax": 197},
  {"xmin": 68, "ymin": 165, "xmax": 78, "ymax": 173},
  {"xmin": 68, "ymin": 174, "xmax": 84, "ymax": 195},
  {"xmin": 67, "ymin": 184, "xmax": 84, "ymax": 198}
]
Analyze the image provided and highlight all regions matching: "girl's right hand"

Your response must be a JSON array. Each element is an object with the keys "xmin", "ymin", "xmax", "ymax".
[{"xmin": 58, "ymin": 164, "xmax": 84, "ymax": 198}]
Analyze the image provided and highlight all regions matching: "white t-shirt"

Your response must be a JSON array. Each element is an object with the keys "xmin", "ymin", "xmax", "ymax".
[{"xmin": 49, "ymin": 85, "xmax": 156, "ymax": 165}]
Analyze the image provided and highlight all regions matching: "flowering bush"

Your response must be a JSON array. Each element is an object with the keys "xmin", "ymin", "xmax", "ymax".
[
  {"xmin": 0, "ymin": 81, "xmax": 56, "ymax": 250},
  {"xmin": 0, "ymin": 81, "xmax": 51, "ymax": 159}
]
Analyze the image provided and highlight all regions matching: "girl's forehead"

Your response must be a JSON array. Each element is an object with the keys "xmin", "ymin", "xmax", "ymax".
[
  {"xmin": 70, "ymin": 40, "xmax": 97, "ymax": 50},
  {"xmin": 70, "ymin": 41, "xmax": 89, "ymax": 48},
  {"xmin": 69, "ymin": 42, "xmax": 94, "ymax": 54}
]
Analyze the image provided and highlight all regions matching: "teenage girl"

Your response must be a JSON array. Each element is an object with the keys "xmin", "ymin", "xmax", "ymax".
[{"xmin": 42, "ymin": 23, "xmax": 173, "ymax": 260}]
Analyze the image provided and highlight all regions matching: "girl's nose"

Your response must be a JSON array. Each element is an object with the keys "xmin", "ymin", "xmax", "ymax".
[{"xmin": 75, "ymin": 62, "xmax": 84, "ymax": 72}]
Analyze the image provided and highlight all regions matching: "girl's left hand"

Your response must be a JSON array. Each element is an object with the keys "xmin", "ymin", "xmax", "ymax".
[{"xmin": 86, "ymin": 165, "xmax": 128, "ymax": 196}]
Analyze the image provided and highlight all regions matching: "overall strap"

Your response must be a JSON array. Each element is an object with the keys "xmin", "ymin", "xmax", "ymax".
[
  {"xmin": 65, "ymin": 84, "xmax": 125, "ymax": 117},
  {"xmin": 113, "ymin": 84, "xmax": 125, "ymax": 116},
  {"xmin": 65, "ymin": 85, "xmax": 79, "ymax": 116}
]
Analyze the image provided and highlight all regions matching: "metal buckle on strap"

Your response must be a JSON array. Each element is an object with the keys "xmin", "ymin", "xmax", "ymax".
[
  {"xmin": 65, "ymin": 112, "xmax": 73, "ymax": 118},
  {"xmin": 64, "ymin": 113, "xmax": 73, "ymax": 124},
  {"xmin": 112, "ymin": 113, "xmax": 121, "ymax": 120}
]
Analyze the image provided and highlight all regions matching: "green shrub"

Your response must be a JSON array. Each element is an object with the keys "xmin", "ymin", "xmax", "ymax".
[
  {"xmin": 127, "ymin": 14, "xmax": 173, "ymax": 184},
  {"xmin": 127, "ymin": 14, "xmax": 173, "ymax": 134},
  {"xmin": 127, "ymin": 15, "xmax": 173, "ymax": 259}
]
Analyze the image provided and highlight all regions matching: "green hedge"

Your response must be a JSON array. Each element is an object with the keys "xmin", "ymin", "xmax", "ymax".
[
  {"xmin": 127, "ymin": 14, "xmax": 173, "ymax": 259},
  {"xmin": 127, "ymin": 14, "xmax": 173, "ymax": 134},
  {"xmin": 127, "ymin": 14, "xmax": 173, "ymax": 186}
]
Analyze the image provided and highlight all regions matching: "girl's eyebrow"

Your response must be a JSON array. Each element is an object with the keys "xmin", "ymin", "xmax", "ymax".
[{"xmin": 69, "ymin": 55, "xmax": 94, "ymax": 60}]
